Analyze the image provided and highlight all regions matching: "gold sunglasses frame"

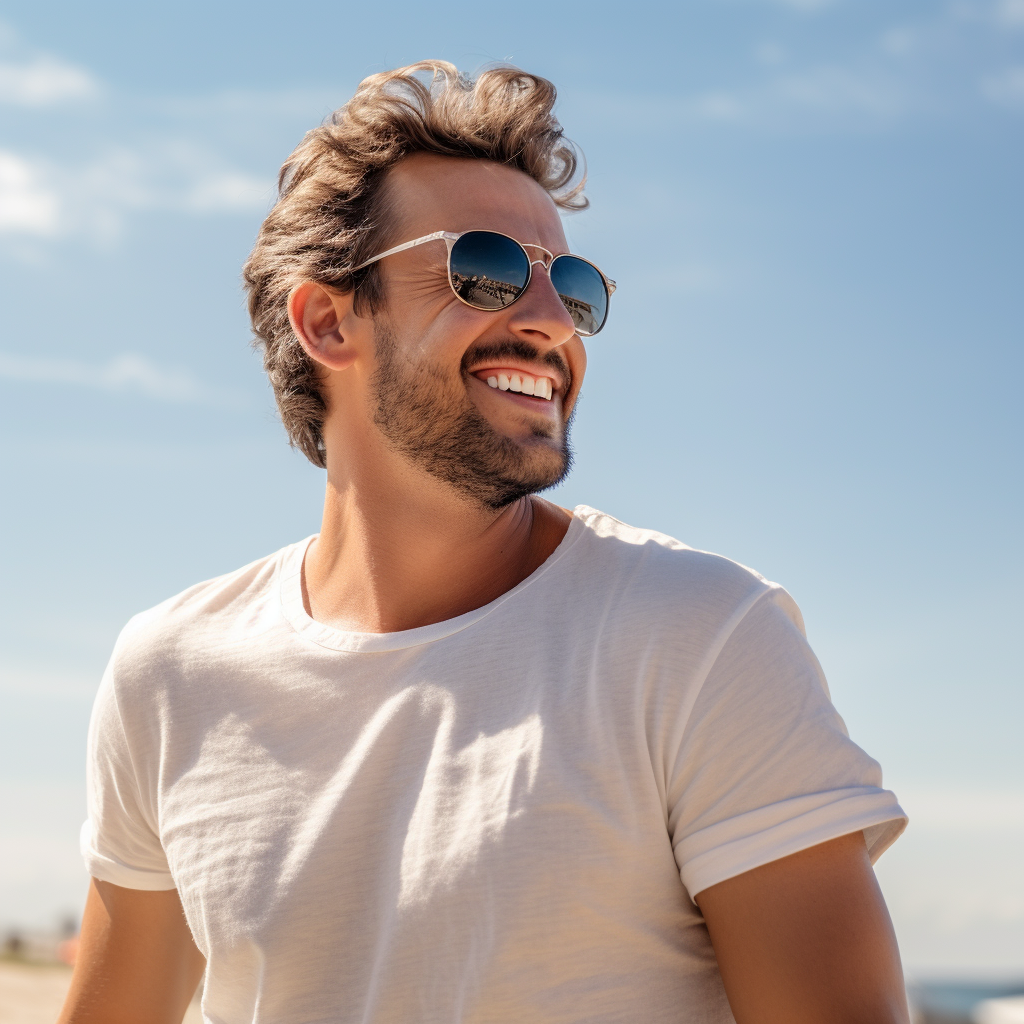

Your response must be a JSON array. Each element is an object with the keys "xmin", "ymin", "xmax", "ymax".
[{"xmin": 351, "ymin": 229, "xmax": 616, "ymax": 336}]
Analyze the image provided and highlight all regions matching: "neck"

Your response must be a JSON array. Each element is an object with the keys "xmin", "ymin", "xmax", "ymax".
[{"xmin": 303, "ymin": 453, "xmax": 571, "ymax": 634}]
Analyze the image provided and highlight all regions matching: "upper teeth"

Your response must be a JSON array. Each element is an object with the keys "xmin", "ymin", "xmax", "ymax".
[{"xmin": 484, "ymin": 373, "xmax": 554, "ymax": 400}]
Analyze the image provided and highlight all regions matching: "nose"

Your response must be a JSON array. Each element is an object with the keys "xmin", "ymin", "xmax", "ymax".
[{"xmin": 504, "ymin": 261, "xmax": 578, "ymax": 351}]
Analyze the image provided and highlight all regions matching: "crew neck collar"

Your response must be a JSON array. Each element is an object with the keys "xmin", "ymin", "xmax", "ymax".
[{"xmin": 279, "ymin": 506, "xmax": 592, "ymax": 654}]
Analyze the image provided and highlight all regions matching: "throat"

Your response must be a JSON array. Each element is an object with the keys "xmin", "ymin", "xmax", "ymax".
[{"xmin": 304, "ymin": 492, "xmax": 570, "ymax": 634}]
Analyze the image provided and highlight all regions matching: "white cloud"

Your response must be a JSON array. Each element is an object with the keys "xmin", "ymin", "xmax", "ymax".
[
  {"xmin": 982, "ymin": 66, "xmax": 1024, "ymax": 105},
  {"xmin": 0, "ymin": 351, "xmax": 243, "ymax": 406},
  {"xmin": 0, "ymin": 143, "xmax": 272, "ymax": 243},
  {"xmin": 0, "ymin": 37, "xmax": 273, "ymax": 245},
  {"xmin": 184, "ymin": 171, "xmax": 272, "ymax": 212},
  {"xmin": 0, "ymin": 151, "xmax": 59, "ymax": 234},
  {"xmin": 77, "ymin": 143, "xmax": 271, "ymax": 211},
  {"xmin": 0, "ymin": 55, "xmax": 98, "ymax": 106}
]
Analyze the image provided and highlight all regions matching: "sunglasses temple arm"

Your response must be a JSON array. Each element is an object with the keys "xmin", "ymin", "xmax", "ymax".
[{"xmin": 350, "ymin": 231, "xmax": 456, "ymax": 272}]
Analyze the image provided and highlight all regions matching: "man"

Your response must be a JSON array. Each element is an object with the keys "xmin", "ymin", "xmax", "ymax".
[{"xmin": 61, "ymin": 62, "xmax": 909, "ymax": 1024}]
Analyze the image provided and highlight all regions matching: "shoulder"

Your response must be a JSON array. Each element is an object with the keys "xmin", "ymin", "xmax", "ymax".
[
  {"xmin": 571, "ymin": 505, "xmax": 782, "ymax": 612},
  {"xmin": 568, "ymin": 506, "xmax": 803, "ymax": 644},
  {"xmin": 108, "ymin": 539, "xmax": 308, "ymax": 694}
]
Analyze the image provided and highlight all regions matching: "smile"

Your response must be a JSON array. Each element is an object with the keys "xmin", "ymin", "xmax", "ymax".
[{"xmin": 474, "ymin": 369, "xmax": 555, "ymax": 401}]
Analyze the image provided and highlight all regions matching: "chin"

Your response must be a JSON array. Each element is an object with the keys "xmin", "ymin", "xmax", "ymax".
[{"xmin": 473, "ymin": 438, "xmax": 574, "ymax": 511}]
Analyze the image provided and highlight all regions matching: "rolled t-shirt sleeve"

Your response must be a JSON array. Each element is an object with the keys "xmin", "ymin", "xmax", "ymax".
[
  {"xmin": 666, "ymin": 586, "xmax": 907, "ymax": 900},
  {"xmin": 82, "ymin": 647, "xmax": 175, "ymax": 891}
]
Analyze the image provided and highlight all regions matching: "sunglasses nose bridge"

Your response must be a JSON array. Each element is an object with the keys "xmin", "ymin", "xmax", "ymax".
[{"xmin": 522, "ymin": 241, "xmax": 555, "ymax": 270}]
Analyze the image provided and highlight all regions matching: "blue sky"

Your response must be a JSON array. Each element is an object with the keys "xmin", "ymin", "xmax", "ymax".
[{"xmin": 0, "ymin": 0, "xmax": 1021, "ymax": 978}]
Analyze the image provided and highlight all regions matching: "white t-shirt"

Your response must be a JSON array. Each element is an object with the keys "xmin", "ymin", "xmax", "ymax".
[{"xmin": 83, "ymin": 506, "xmax": 906, "ymax": 1024}]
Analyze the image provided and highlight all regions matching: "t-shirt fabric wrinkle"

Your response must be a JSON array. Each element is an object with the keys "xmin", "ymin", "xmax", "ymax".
[{"xmin": 82, "ymin": 506, "xmax": 907, "ymax": 1024}]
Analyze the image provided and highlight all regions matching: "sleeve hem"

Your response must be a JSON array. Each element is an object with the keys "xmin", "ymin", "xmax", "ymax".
[
  {"xmin": 80, "ymin": 819, "xmax": 177, "ymax": 892},
  {"xmin": 677, "ymin": 788, "xmax": 908, "ymax": 901}
]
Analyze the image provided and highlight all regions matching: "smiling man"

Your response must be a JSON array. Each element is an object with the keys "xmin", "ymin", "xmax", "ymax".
[{"xmin": 62, "ymin": 63, "xmax": 910, "ymax": 1024}]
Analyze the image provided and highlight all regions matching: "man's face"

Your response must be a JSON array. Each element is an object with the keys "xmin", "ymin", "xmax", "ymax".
[{"xmin": 365, "ymin": 154, "xmax": 587, "ymax": 509}]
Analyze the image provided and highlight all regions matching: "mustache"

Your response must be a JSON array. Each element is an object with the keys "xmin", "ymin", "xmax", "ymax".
[{"xmin": 462, "ymin": 339, "xmax": 572, "ymax": 394}]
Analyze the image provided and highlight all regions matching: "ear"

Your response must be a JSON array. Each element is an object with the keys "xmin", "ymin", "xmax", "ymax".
[{"xmin": 287, "ymin": 281, "xmax": 362, "ymax": 372}]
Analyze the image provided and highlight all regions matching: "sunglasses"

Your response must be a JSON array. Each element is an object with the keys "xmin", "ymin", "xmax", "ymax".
[{"xmin": 351, "ymin": 229, "xmax": 616, "ymax": 337}]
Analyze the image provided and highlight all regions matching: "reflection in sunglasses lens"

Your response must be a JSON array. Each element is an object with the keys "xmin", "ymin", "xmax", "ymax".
[
  {"xmin": 449, "ymin": 232, "xmax": 609, "ymax": 335},
  {"xmin": 550, "ymin": 255, "xmax": 608, "ymax": 336},
  {"xmin": 449, "ymin": 232, "xmax": 530, "ymax": 310}
]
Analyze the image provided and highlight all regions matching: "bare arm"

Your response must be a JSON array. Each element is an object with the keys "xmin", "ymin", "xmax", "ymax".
[
  {"xmin": 57, "ymin": 879, "xmax": 206, "ymax": 1024},
  {"xmin": 696, "ymin": 831, "xmax": 909, "ymax": 1024}
]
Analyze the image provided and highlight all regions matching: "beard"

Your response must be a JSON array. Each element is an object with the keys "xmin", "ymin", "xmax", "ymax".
[{"xmin": 368, "ymin": 320, "xmax": 575, "ymax": 510}]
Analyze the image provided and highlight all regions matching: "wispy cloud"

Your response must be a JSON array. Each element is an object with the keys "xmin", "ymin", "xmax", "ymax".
[
  {"xmin": 607, "ymin": 4, "xmax": 1024, "ymax": 133},
  {"xmin": 773, "ymin": 65, "xmax": 909, "ymax": 116},
  {"xmin": 185, "ymin": 170, "xmax": 272, "ymax": 212},
  {"xmin": 0, "ymin": 54, "xmax": 99, "ymax": 106},
  {"xmin": 0, "ymin": 151, "xmax": 59, "ymax": 234},
  {"xmin": 0, "ymin": 28, "xmax": 278, "ymax": 248},
  {"xmin": 0, "ymin": 351, "xmax": 246, "ymax": 407},
  {"xmin": 672, "ymin": 64, "xmax": 910, "ymax": 127},
  {"xmin": 0, "ymin": 143, "xmax": 272, "ymax": 241},
  {"xmin": 71, "ymin": 143, "xmax": 273, "ymax": 223},
  {"xmin": 584, "ymin": 61, "xmax": 912, "ymax": 137}
]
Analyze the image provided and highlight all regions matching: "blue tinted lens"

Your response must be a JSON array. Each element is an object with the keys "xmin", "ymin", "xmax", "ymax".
[
  {"xmin": 549, "ymin": 255, "xmax": 609, "ymax": 336},
  {"xmin": 449, "ymin": 231, "xmax": 531, "ymax": 310}
]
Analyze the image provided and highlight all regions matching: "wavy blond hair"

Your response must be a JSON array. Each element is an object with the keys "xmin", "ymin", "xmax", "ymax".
[{"xmin": 243, "ymin": 60, "xmax": 587, "ymax": 468}]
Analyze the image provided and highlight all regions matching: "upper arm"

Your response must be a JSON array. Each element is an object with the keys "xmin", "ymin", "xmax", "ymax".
[
  {"xmin": 667, "ymin": 588, "xmax": 906, "ymax": 899},
  {"xmin": 58, "ymin": 879, "xmax": 206, "ymax": 1024},
  {"xmin": 696, "ymin": 831, "xmax": 910, "ymax": 1024},
  {"xmin": 662, "ymin": 588, "xmax": 910, "ymax": 1021},
  {"xmin": 84, "ymin": 645, "xmax": 176, "ymax": 891},
  {"xmin": 71, "ymin": 628, "xmax": 204, "ymax": 1021}
]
